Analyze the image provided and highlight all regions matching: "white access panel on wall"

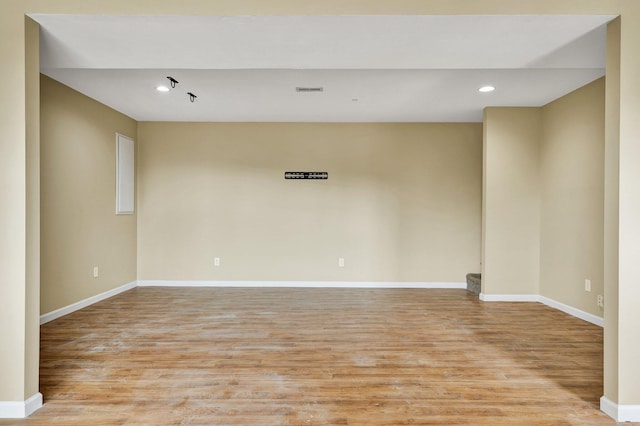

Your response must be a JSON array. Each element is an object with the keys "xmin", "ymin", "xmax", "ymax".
[{"xmin": 116, "ymin": 133, "xmax": 135, "ymax": 215}]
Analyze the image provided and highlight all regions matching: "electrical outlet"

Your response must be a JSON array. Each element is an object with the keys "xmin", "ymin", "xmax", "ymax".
[
  {"xmin": 93, "ymin": 266, "xmax": 99, "ymax": 278},
  {"xmin": 597, "ymin": 294, "xmax": 604, "ymax": 308},
  {"xmin": 338, "ymin": 258, "xmax": 345, "ymax": 267},
  {"xmin": 585, "ymin": 279, "xmax": 591, "ymax": 292},
  {"xmin": 214, "ymin": 257, "xmax": 221, "ymax": 267}
]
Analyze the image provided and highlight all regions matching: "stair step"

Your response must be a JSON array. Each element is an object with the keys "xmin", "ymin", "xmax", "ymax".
[{"xmin": 466, "ymin": 273, "xmax": 481, "ymax": 296}]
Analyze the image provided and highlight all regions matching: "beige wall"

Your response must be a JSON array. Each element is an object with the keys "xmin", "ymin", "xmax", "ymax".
[
  {"xmin": 483, "ymin": 80, "xmax": 606, "ymax": 309},
  {"xmin": 614, "ymin": 1, "xmax": 640, "ymax": 403},
  {"xmin": 40, "ymin": 75, "xmax": 137, "ymax": 315},
  {"xmin": 482, "ymin": 108, "xmax": 542, "ymax": 295},
  {"xmin": 25, "ymin": 16, "xmax": 40, "ymax": 401},
  {"xmin": 540, "ymin": 78, "xmax": 605, "ymax": 316},
  {"xmin": 138, "ymin": 122, "xmax": 482, "ymax": 283},
  {"xmin": 0, "ymin": 5, "xmax": 30, "ymax": 402},
  {"xmin": 604, "ymin": 17, "xmax": 621, "ymax": 405}
]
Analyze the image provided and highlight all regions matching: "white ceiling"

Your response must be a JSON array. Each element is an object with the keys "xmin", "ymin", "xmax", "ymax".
[{"xmin": 31, "ymin": 14, "xmax": 615, "ymax": 122}]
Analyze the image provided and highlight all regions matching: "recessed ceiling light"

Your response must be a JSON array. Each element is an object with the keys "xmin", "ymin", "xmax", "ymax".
[
  {"xmin": 156, "ymin": 85, "xmax": 170, "ymax": 92},
  {"xmin": 478, "ymin": 86, "xmax": 496, "ymax": 93}
]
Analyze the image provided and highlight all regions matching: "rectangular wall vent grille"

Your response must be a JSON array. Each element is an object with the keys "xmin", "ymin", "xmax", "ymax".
[
  {"xmin": 285, "ymin": 172, "xmax": 328, "ymax": 180},
  {"xmin": 295, "ymin": 87, "xmax": 324, "ymax": 93}
]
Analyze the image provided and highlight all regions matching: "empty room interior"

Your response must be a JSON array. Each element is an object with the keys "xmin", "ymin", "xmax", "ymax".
[{"xmin": 2, "ymin": 1, "xmax": 640, "ymax": 425}]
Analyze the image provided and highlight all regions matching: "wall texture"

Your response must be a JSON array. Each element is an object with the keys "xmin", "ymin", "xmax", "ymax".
[
  {"xmin": 482, "ymin": 108, "xmax": 542, "ymax": 296},
  {"xmin": 483, "ymin": 82, "xmax": 606, "ymax": 310},
  {"xmin": 137, "ymin": 122, "xmax": 482, "ymax": 283},
  {"xmin": 25, "ymin": 16, "xmax": 40, "ymax": 402},
  {"xmin": 40, "ymin": 75, "xmax": 137, "ymax": 315},
  {"xmin": 604, "ymin": 18, "xmax": 621, "ymax": 404},
  {"xmin": 540, "ymin": 78, "xmax": 605, "ymax": 317}
]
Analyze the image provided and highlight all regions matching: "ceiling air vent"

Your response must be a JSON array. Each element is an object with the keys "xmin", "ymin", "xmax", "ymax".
[{"xmin": 295, "ymin": 87, "xmax": 324, "ymax": 93}]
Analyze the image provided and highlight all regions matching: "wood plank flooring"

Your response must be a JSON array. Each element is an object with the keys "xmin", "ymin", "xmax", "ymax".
[{"xmin": 0, "ymin": 287, "xmax": 630, "ymax": 425}]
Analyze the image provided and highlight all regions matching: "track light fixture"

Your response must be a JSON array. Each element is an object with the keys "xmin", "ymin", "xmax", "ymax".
[
  {"xmin": 156, "ymin": 76, "xmax": 199, "ymax": 103},
  {"xmin": 166, "ymin": 76, "xmax": 179, "ymax": 88}
]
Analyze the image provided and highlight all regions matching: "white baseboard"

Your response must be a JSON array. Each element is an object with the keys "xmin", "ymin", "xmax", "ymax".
[
  {"xmin": 601, "ymin": 396, "xmax": 640, "ymax": 422},
  {"xmin": 479, "ymin": 293, "xmax": 604, "ymax": 327},
  {"xmin": 479, "ymin": 293, "xmax": 539, "ymax": 302},
  {"xmin": 539, "ymin": 296, "xmax": 604, "ymax": 327},
  {"xmin": 137, "ymin": 280, "xmax": 467, "ymax": 289},
  {"xmin": 40, "ymin": 281, "xmax": 137, "ymax": 325},
  {"xmin": 39, "ymin": 281, "xmax": 603, "ymax": 331},
  {"xmin": 0, "ymin": 392, "xmax": 42, "ymax": 419}
]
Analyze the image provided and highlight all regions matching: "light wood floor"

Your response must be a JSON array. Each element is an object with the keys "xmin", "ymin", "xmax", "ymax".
[{"xmin": 1, "ymin": 287, "xmax": 632, "ymax": 425}]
